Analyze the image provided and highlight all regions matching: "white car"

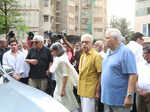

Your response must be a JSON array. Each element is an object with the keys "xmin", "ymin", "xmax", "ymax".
[{"xmin": 0, "ymin": 65, "xmax": 70, "ymax": 112}]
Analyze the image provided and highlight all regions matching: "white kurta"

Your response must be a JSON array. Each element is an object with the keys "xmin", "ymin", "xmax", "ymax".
[{"xmin": 50, "ymin": 53, "xmax": 79, "ymax": 111}]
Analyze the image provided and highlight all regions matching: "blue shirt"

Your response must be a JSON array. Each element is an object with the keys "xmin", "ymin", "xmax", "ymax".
[{"xmin": 101, "ymin": 43, "xmax": 137, "ymax": 106}]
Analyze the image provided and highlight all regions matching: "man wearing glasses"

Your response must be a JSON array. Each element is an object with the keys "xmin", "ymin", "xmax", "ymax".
[
  {"xmin": 26, "ymin": 35, "xmax": 53, "ymax": 92},
  {"xmin": 77, "ymin": 34, "xmax": 103, "ymax": 112}
]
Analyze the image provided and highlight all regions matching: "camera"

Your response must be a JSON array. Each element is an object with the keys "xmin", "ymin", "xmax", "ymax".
[
  {"xmin": 27, "ymin": 32, "xmax": 34, "ymax": 40},
  {"xmin": 49, "ymin": 30, "xmax": 67, "ymax": 43},
  {"xmin": 8, "ymin": 31, "xmax": 15, "ymax": 39}
]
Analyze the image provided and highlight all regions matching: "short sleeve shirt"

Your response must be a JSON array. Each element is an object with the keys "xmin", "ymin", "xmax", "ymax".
[
  {"xmin": 101, "ymin": 43, "xmax": 137, "ymax": 106},
  {"xmin": 78, "ymin": 48, "xmax": 102, "ymax": 98},
  {"xmin": 26, "ymin": 46, "xmax": 53, "ymax": 79}
]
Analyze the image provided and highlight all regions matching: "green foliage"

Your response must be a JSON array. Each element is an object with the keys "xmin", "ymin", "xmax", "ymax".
[
  {"xmin": 110, "ymin": 16, "xmax": 134, "ymax": 43},
  {"xmin": 0, "ymin": 0, "xmax": 28, "ymax": 37}
]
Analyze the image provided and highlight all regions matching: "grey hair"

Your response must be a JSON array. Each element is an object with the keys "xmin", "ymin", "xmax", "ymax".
[
  {"xmin": 81, "ymin": 34, "xmax": 93, "ymax": 43},
  {"xmin": 95, "ymin": 40, "xmax": 104, "ymax": 49},
  {"xmin": 33, "ymin": 35, "xmax": 44, "ymax": 42},
  {"xmin": 50, "ymin": 42, "xmax": 65, "ymax": 57},
  {"xmin": 106, "ymin": 28, "xmax": 122, "ymax": 42}
]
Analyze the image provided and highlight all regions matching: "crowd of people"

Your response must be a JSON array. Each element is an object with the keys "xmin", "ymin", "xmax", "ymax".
[{"xmin": 0, "ymin": 28, "xmax": 150, "ymax": 112}]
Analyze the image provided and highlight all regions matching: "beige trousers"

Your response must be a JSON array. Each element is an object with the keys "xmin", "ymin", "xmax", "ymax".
[
  {"xmin": 28, "ymin": 78, "xmax": 48, "ymax": 92},
  {"xmin": 136, "ymin": 92, "xmax": 150, "ymax": 112}
]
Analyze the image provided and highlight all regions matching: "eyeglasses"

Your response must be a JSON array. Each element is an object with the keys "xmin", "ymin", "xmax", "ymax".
[
  {"xmin": 33, "ymin": 41, "xmax": 40, "ymax": 44},
  {"xmin": 81, "ymin": 41, "xmax": 91, "ymax": 44}
]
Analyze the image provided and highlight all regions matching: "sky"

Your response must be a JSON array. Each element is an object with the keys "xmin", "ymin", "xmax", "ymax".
[{"xmin": 107, "ymin": 0, "xmax": 136, "ymax": 29}]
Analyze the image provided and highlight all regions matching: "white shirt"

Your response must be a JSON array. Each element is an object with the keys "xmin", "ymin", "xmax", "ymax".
[
  {"xmin": 3, "ymin": 50, "xmax": 24, "ymax": 77},
  {"xmin": 127, "ymin": 41, "xmax": 150, "ymax": 90},
  {"xmin": 138, "ymin": 61, "xmax": 150, "ymax": 90},
  {"xmin": 50, "ymin": 53, "xmax": 78, "ymax": 86},
  {"xmin": 99, "ymin": 51, "xmax": 106, "ymax": 58},
  {"xmin": 127, "ymin": 41, "xmax": 144, "ymax": 65}
]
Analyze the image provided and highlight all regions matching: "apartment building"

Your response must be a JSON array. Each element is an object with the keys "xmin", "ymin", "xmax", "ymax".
[
  {"xmin": 55, "ymin": 0, "xmax": 76, "ymax": 35},
  {"xmin": 16, "ymin": 0, "xmax": 107, "ymax": 39},
  {"xmin": 17, "ymin": 0, "xmax": 55, "ymax": 36},
  {"xmin": 55, "ymin": 0, "xmax": 107, "ymax": 39},
  {"xmin": 135, "ymin": 0, "xmax": 150, "ymax": 37},
  {"xmin": 79, "ymin": 0, "xmax": 107, "ymax": 39}
]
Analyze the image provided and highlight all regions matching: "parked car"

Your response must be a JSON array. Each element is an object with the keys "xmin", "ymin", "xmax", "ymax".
[{"xmin": 0, "ymin": 65, "xmax": 70, "ymax": 112}]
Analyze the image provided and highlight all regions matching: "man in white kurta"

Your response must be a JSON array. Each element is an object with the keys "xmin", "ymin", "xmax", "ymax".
[{"xmin": 3, "ymin": 40, "xmax": 24, "ymax": 80}]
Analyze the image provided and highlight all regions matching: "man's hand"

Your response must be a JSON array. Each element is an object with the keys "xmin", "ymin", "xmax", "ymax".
[
  {"xmin": 46, "ymin": 70, "xmax": 50, "ymax": 76},
  {"xmin": 26, "ymin": 59, "xmax": 38, "ymax": 65},
  {"xmin": 95, "ymin": 91, "xmax": 100, "ymax": 101},
  {"xmin": 60, "ymin": 90, "xmax": 65, "ymax": 97},
  {"xmin": 13, "ymin": 74, "xmax": 21, "ymax": 80},
  {"xmin": 139, "ymin": 90, "xmax": 150, "ymax": 97},
  {"xmin": 124, "ymin": 96, "xmax": 133, "ymax": 107},
  {"xmin": 61, "ymin": 35, "xmax": 67, "ymax": 41}
]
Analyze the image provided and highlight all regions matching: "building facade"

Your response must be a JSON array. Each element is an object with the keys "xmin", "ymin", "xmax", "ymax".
[
  {"xmin": 17, "ymin": 0, "xmax": 55, "ymax": 37},
  {"xmin": 135, "ymin": 0, "xmax": 150, "ymax": 37},
  {"xmin": 55, "ymin": 0, "xmax": 107, "ymax": 39},
  {"xmin": 16, "ymin": 0, "xmax": 107, "ymax": 39},
  {"xmin": 55, "ymin": 0, "xmax": 76, "ymax": 35},
  {"xmin": 79, "ymin": 0, "xmax": 107, "ymax": 39}
]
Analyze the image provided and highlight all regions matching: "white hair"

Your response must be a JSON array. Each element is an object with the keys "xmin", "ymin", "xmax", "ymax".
[
  {"xmin": 33, "ymin": 35, "xmax": 44, "ymax": 42},
  {"xmin": 95, "ymin": 40, "xmax": 104, "ymax": 49},
  {"xmin": 106, "ymin": 28, "xmax": 122, "ymax": 42},
  {"xmin": 81, "ymin": 34, "xmax": 93, "ymax": 43},
  {"xmin": 0, "ymin": 34, "xmax": 7, "ymax": 41}
]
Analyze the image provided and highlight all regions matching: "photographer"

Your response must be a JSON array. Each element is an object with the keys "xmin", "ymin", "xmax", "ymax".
[
  {"xmin": 62, "ymin": 35, "xmax": 74, "ymax": 63},
  {"xmin": 47, "ymin": 36, "xmax": 52, "ymax": 48},
  {"xmin": 7, "ymin": 31, "xmax": 16, "ymax": 44},
  {"xmin": 27, "ymin": 32, "xmax": 34, "ymax": 48}
]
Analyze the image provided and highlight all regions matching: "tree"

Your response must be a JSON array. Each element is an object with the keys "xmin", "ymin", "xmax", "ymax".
[
  {"xmin": 110, "ymin": 16, "xmax": 134, "ymax": 43},
  {"xmin": 0, "ymin": 0, "xmax": 23, "ymax": 35}
]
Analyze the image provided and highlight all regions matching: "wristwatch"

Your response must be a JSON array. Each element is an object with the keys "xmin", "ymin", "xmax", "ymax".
[{"xmin": 127, "ymin": 93, "xmax": 133, "ymax": 98}]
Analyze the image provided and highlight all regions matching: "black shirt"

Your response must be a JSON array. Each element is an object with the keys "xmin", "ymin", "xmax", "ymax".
[{"xmin": 26, "ymin": 46, "xmax": 53, "ymax": 79}]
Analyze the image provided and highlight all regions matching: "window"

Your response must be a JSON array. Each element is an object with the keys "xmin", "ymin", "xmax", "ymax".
[
  {"xmin": 147, "ymin": 7, "xmax": 150, "ymax": 14},
  {"xmin": 142, "ymin": 24, "xmax": 150, "ymax": 37},
  {"xmin": 68, "ymin": 0, "xmax": 74, "ymax": 6},
  {"xmin": 136, "ymin": 8, "xmax": 146, "ymax": 16},
  {"xmin": 44, "ymin": 0, "xmax": 49, "ymax": 7},
  {"xmin": 136, "ymin": 7, "xmax": 150, "ymax": 16},
  {"xmin": 44, "ymin": 15, "xmax": 49, "ymax": 22}
]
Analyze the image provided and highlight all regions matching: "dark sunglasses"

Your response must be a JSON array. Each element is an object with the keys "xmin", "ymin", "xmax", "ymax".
[{"xmin": 33, "ymin": 41, "xmax": 40, "ymax": 44}]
